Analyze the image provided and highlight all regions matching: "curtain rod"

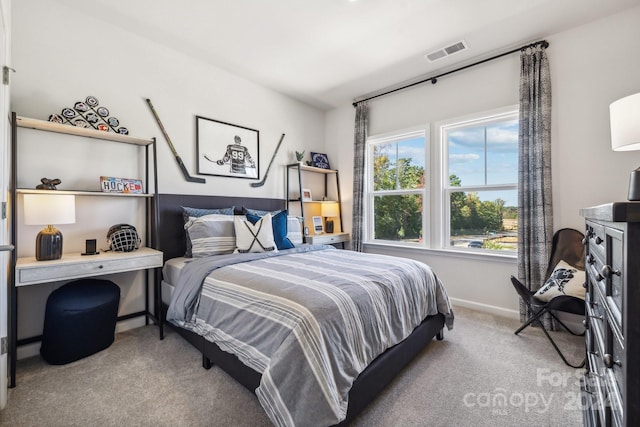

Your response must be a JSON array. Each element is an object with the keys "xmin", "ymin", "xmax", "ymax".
[{"xmin": 352, "ymin": 39, "xmax": 549, "ymax": 107}]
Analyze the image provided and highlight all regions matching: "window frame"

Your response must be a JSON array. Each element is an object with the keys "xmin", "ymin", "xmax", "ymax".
[
  {"xmin": 438, "ymin": 105, "xmax": 519, "ymax": 253},
  {"xmin": 363, "ymin": 105, "xmax": 518, "ymax": 257},
  {"xmin": 365, "ymin": 125, "xmax": 429, "ymax": 247}
]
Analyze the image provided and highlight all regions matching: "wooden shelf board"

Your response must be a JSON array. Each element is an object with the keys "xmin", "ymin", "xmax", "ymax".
[
  {"xmin": 16, "ymin": 116, "xmax": 154, "ymax": 146},
  {"xmin": 16, "ymin": 188, "xmax": 153, "ymax": 198},
  {"xmin": 287, "ymin": 163, "xmax": 337, "ymax": 174}
]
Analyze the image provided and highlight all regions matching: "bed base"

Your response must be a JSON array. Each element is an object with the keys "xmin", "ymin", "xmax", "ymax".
[
  {"xmin": 156, "ymin": 193, "xmax": 447, "ymax": 425},
  {"xmin": 164, "ymin": 304, "xmax": 444, "ymax": 425}
]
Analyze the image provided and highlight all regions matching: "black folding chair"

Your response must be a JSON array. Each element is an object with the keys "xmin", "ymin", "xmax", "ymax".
[{"xmin": 510, "ymin": 228, "xmax": 586, "ymax": 368}]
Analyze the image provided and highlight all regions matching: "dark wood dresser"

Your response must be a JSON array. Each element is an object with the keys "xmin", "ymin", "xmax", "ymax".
[{"xmin": 580, "ymin": 203, "xmax": 640, "ymax": 427}]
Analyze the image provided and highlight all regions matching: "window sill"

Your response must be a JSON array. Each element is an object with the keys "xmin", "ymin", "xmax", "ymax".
[{"xmin": 363, "ymin": 241, "xmax": 517, "ymax": 263}]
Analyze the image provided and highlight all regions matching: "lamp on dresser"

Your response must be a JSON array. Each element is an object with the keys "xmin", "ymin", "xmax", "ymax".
[
  {"xmin": 23, "ymin": 193, "xmax": 76, "ymax": 261},
  {"xmin": 320, "ymin": 202, "xmax": 339, "ymax": 234},
  {"xmin": 610, "ymin": 92, "xmax": 640, "ymax": 200}
]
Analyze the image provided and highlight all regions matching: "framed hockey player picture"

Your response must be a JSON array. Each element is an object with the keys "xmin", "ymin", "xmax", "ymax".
[{"xmin": 196, "ymin": 116, "xmax": 260, "ymax": 179}]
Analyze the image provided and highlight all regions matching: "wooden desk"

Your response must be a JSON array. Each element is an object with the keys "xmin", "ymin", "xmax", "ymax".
[{"xmin": 11, "ymin": 247, "xmax": 163, "ymax": 387}]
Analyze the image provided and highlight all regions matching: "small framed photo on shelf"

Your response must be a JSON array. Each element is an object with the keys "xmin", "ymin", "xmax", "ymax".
[
  {"xmin": 301, "ymin": 188, "xmax": 313, "ymax": 201},
  {"xmin": 312, "ymin": 216, "xmax": 324, "ymax": 234},
  {"xmin": 310, "ymin": 152, "xmax": 330, "ymax": 169}
]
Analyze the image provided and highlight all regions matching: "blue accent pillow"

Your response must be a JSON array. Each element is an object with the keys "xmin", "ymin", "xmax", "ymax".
[
  {"xmin": 246, "ymin": 210, "xmax": 294, "ymax": 250},
  {"xmin": 242, "ymin": 207, "xmax": 282, "ymax": 217}
]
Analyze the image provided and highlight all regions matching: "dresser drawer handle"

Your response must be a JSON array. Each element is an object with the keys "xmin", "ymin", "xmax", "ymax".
[
  {"xmin": 595, "ymin": 273, "xmax": 604, "ymax": 282},
  {"xmin": 587, "ymin": 255, "xmax": 595, "ymax": 265},
  {"xmin": 595, "ymin": 236, "xmax": 603, "ymax": 245},
  {"xmin": 601, "ymin": 265, "xmax": 621, "ymax": 278},
  {"xmin": 604, "ymin": 354, "xmax": 622, "ymax": 369},
  {"xmin": 98, "ymin": 265, "xmax": 104, "ymax": 269}
]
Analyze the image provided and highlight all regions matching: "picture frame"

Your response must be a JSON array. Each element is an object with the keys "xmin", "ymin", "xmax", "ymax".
[
  {"xmin": 312, "ymin": 216, "xmax": 324, "ymax": 234},
  {"xmin": 301, "ymin": 188, "xmax": 313, "ymax": 202},
  {"xmin": 196, "ymin": 116, "xmax": 259, "ymax": 179},
  {"xmin": 310, "ymin": 152, "xmax": 330, "ymax": 169}
]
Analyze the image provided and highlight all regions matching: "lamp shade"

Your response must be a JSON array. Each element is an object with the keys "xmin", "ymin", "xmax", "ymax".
[
  {"xmin": 320, "ymin": 202, "xmax": 339, "ymax": 218},
  {"xmin": 24, "ymin": 194, "xmax": 76, "ymax": 225},
  {"xmin": 610, "ymin": 92, "xmax": 640, "ymax": 151}
]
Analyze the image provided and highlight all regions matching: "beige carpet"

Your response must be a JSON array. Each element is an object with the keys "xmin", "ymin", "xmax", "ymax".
[{"xmin": 1, "ymin": 307, "xmax": 585, "ymax": 427}]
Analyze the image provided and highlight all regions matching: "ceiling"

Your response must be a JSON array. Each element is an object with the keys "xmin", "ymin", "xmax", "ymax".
[{"xmin": 56, "ymin": 0, "xmax": 640, "ymax": 110}]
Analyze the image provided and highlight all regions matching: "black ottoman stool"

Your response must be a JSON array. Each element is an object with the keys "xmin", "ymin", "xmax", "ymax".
[{"xmin": 40, "ymin": 278, "xmax": 120, "ymax": 365}]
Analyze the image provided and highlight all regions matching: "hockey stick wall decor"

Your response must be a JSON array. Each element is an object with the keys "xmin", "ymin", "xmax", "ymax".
[
  {"xmin": 146, "ymin": 98, "xmax": 206, "ymax": 184},
  {"xmin": 251, "ymin": 133, "xmax": 285, "ymax": 188}
]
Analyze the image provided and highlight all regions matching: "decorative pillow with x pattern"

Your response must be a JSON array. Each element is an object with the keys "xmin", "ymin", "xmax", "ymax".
[{"xmin": 234, "ymin": 213, "xmax": 278, "ymax": 254}]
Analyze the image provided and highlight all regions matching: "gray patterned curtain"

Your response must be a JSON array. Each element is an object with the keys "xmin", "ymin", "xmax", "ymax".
[
  {"xmin": 517, "ymin": 44, "xmax": 554, "ymax": 325},
  {"xmin": 351, "ymin": 102, "xmax": 368, "ymax": 252}
]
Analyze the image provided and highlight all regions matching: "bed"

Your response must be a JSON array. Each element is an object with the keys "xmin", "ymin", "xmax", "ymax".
[{"xmin": 155, "ymin": 193, "xmax": 453, "ymax": 426}]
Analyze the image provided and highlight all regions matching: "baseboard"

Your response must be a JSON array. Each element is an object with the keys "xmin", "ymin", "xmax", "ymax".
[
  {"xmin": 17, "ymin": 317, "xmax": 146, "ymax": 360},
  {"xmin": 449, "ymin": 297, "xmax": 520, "ymax": 320},
  {"xmin": 449, "ymin": 298, "xmax": 585, "ymax": 332}
]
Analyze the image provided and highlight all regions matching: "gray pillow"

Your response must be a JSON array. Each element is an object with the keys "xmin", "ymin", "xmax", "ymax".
[
  {"xmin": 185, "ymin": 214, "xmax": 236, "ymax": 258},
  {"xmin": 182, "ymin": 206, "xmax": 234, "ymax": 257}
]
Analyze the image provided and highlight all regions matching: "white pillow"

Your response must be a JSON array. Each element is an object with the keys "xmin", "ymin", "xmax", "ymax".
[
  {"xmin": 534, "ymin": 260, "xmax": 586, "ymax": 302},
  {"xmin": 234, "ymin": 213, "xmax": 278, "ymax": 253},
  {"xmin": 286, "ymin": 215, "xmax": 304, "ymax": 245},
  {"xmin": 185, "ymin": 214, "xmax": 236, "ymax": 258}
]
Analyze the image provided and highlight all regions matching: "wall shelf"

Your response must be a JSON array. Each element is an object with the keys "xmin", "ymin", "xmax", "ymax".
[
  {"xmin": 16, "ymin": 188, "xmax": 154, "ymax": 198},
  {"xmin": 290, "ymin": 164, "xmax": 339, "ymax": 175},
  {"xmin": 286, "ymin": 163, "xmax": 343, "ymax": 239},
  {"xmin": 15, "ymin": 115, "xmax": 154, "ymax": 146},
  {"xmin": 8, "ymin": 112, "xmax": 160, "ymax": 389}
]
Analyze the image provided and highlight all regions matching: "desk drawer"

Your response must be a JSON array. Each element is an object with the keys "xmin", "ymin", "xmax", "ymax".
[{"xmin": 17, "ymin": 252, "xmax": 162, "ymax": 286}]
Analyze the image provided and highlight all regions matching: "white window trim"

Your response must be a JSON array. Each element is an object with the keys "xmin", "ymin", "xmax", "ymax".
[
  {"xmin": 436, "ymin": 104, "xmax": 519, "ymax": 252},
  {"xmin": 363, "ymin": 105, "xmax": 518, "ymax": 258},
  {"xmin": 365, "ymin": 125, "xmax": 429, "ymax": 246}
]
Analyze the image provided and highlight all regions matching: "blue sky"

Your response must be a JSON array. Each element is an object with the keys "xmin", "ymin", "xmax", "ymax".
[
  {"xmin": 447, "ymin": 119, "xmax": 518, "ymax": 206},
  {"xmin": 377, "ymin": 118, "xmax": 518, "ymax": 207}
]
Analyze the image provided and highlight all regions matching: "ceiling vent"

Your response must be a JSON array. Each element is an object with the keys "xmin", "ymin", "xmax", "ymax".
[{"xmin": 425, "ymin": 40, "xmax": 468, "ymax": 62}]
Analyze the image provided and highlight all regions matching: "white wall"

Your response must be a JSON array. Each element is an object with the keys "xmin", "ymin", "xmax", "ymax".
[
  {"xmin": 326, "ymin": 7, "xmax": 640, "ymax": 318},
  {"xmin": 11, "ymin": 0, "xmax": 326, "ymax": 357},
  {"xmin": 12, "ymin": 0, "xmax": 326, "ymax": 198},
  {"xmin": 0, "ymin": 0, "xmax": 11, "ymax": 408}
]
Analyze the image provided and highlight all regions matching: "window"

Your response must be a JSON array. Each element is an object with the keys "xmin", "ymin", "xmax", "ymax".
[
  {"xmin": 442, "ymin": 108, "xmax": 518, "ymax": 252},
  {"xmin": 365, "ymin": 106, "xmax": 518, "ymax": 254},
  {"xmin": 366, "ymin": 128, "xmax": 427, "ymax": 244}
]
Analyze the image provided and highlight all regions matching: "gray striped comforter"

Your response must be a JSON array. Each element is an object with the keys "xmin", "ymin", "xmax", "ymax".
[{"xmin": 167, "ymin": 245, "xmax": 453, "ymax": 427}]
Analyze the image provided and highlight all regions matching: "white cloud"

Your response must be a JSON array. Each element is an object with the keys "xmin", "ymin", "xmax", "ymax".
[{"xmin": 449, "ymin": 153, "xmax": 480, "ymax": 163}]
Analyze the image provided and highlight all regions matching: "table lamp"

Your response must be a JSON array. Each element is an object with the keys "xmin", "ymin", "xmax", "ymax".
[
  {"xmin": 320, "ymin": 202, "xmax": 339, "ymax": 234},
  {"xmin": 23, "ymin": 193, "xmax": 76, "ymax": 261},
  {"xmin": 610, "ymin": 92, "xmax": 640, "ymax": 201}
]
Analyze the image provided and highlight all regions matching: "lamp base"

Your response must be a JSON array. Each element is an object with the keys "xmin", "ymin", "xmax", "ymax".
[
  {"xmin": 628, "ymin": 168, "xmax": 640, "ymax": 201},
  {"xmin": 325, "ymin": 219, "xmax": 334, "ymax": 234},
  {"xmin": 36, "ymin": 226, "xmax": 63, "ymax": 261}
]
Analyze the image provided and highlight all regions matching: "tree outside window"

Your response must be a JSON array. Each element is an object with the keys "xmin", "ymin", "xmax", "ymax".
[
  {"xmin": 444, "ymin": 110, "xmax": 518, "ymax": 251},
  {"xmin": 369, "ymin": 133, "xmax": 426, "ymax": 243},
  {"xmin": 365, "ymin": 106, "xmax": 518, "ymax": 253}
]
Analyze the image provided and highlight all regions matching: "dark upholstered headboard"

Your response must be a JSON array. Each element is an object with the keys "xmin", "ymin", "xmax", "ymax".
[{"xmin": 156, "ymin": 193, "xmax": 285, "ymax": 261}]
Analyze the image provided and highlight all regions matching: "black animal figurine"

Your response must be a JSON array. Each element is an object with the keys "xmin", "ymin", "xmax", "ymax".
[{"xmin": 36, "ymin": 177, "xmax": 62, "ymax": 190}]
